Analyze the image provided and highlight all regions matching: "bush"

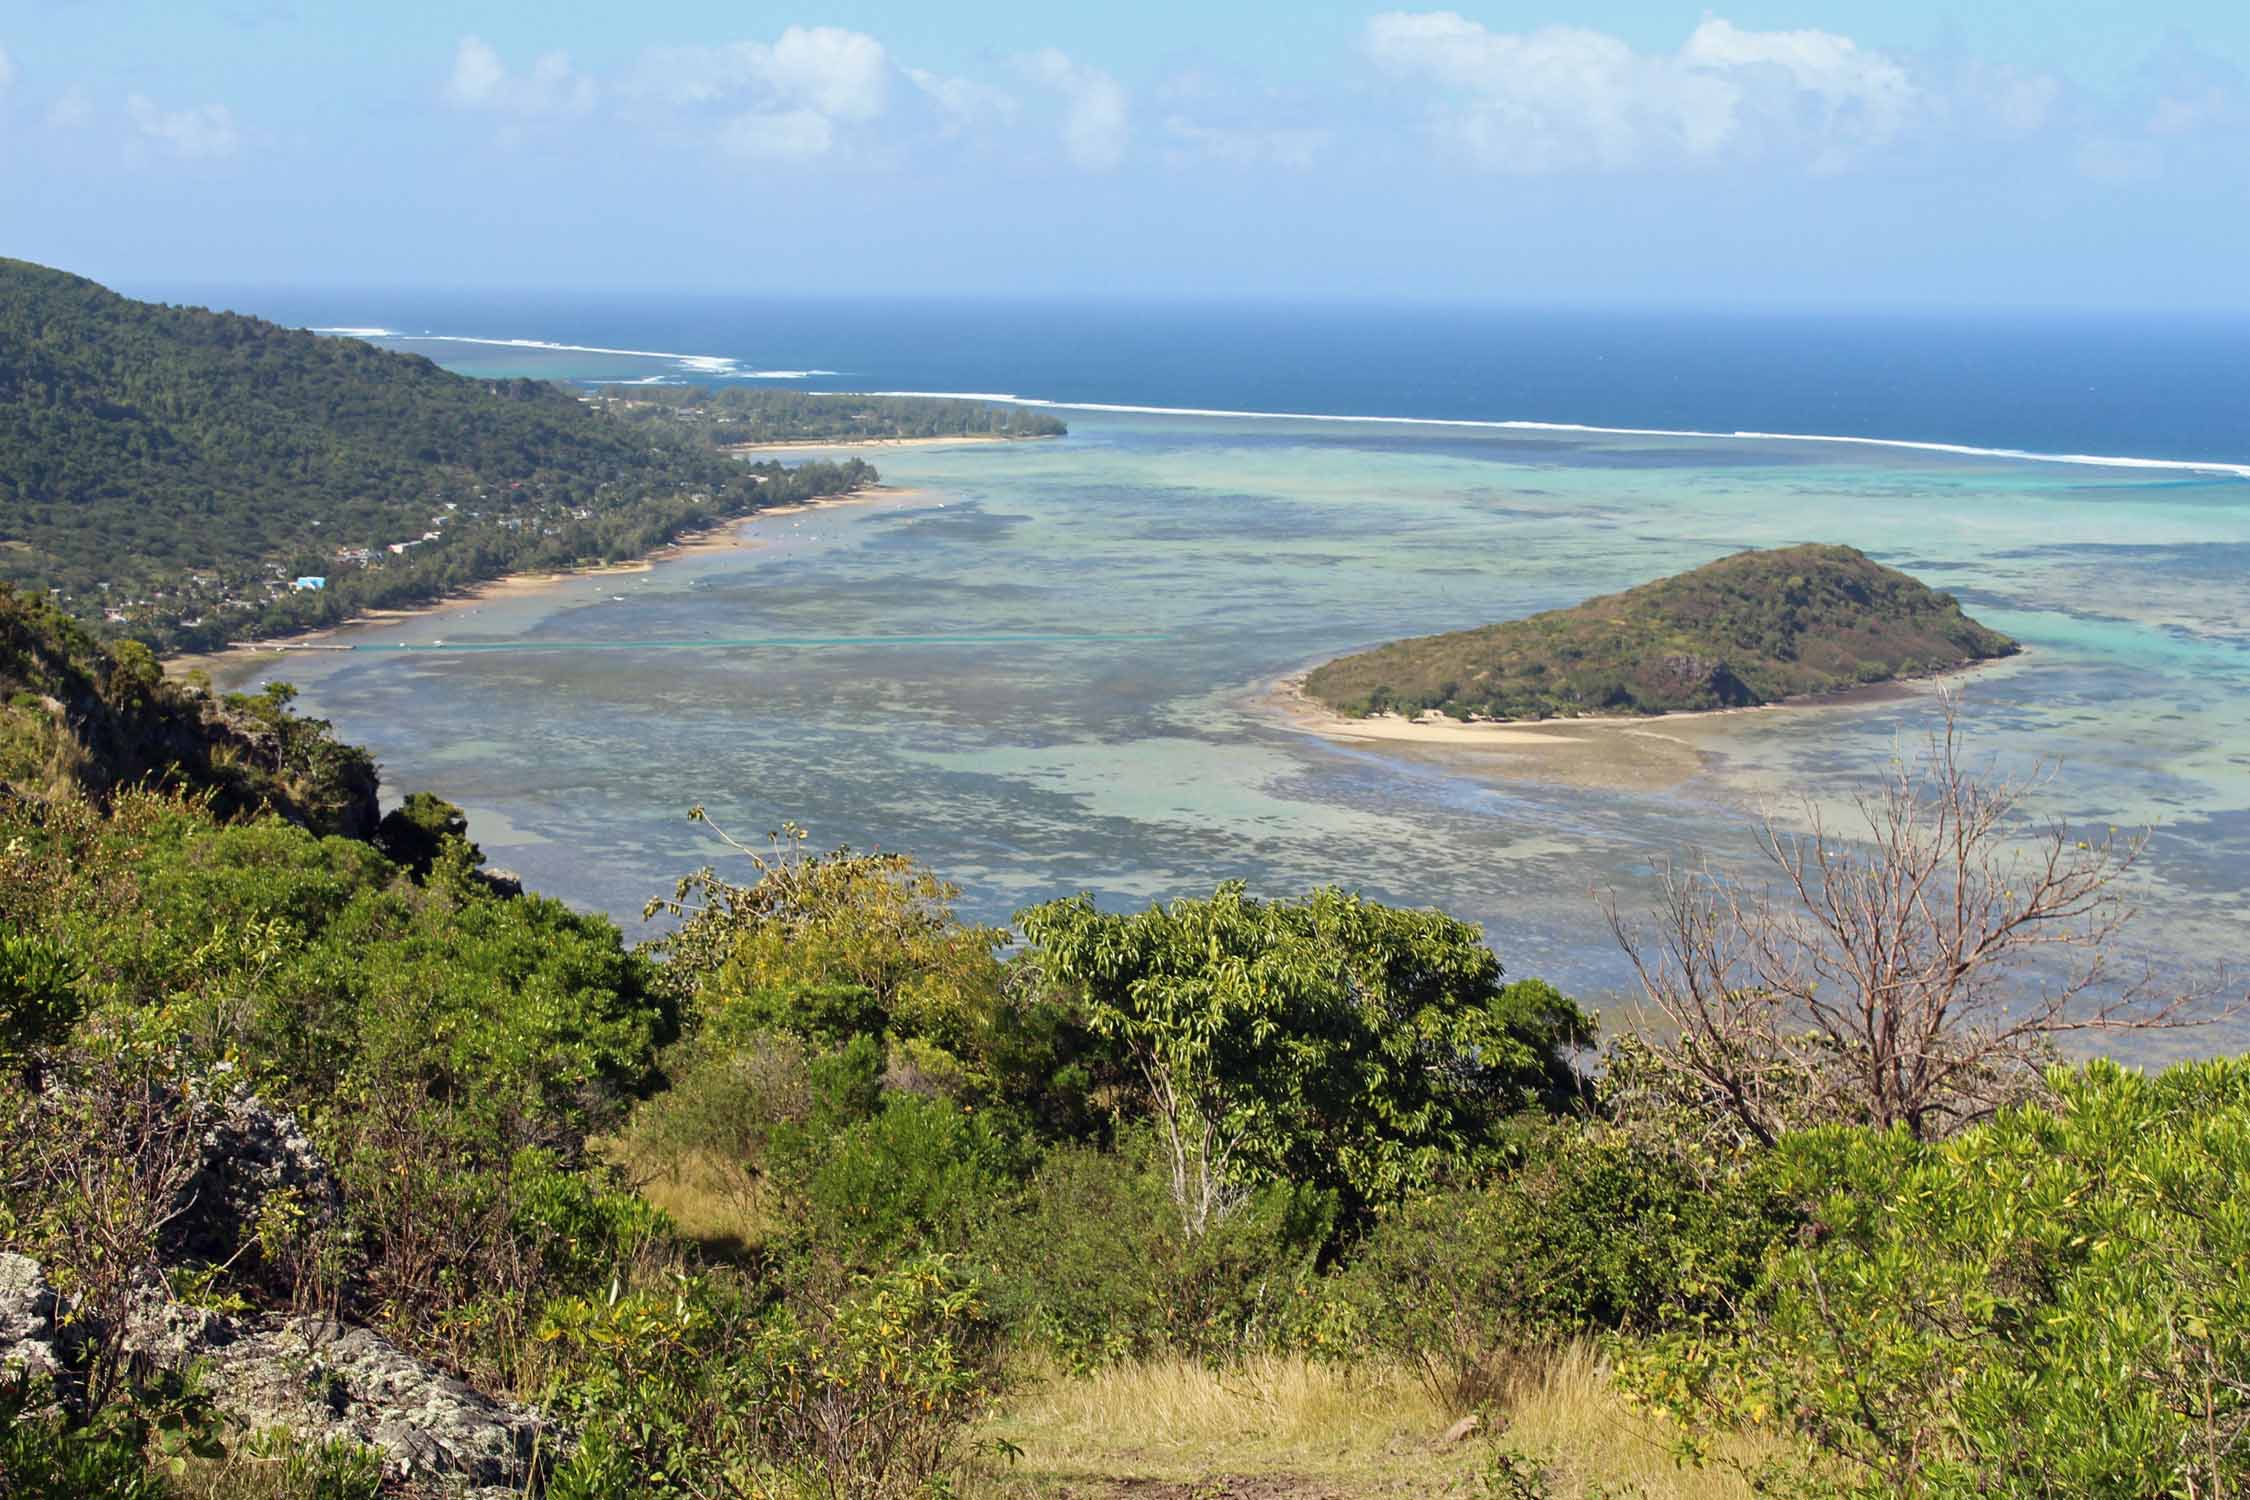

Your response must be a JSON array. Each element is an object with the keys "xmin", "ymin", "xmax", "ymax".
[
  {"xmin": 626, "ymin": 1020, "xmax": 814, "ymax": 1224},
  {"xmin": 542, "ymin": 1256, "xmax": 1004, "ymax": 1500},
  {"xmin": 770, "ymin": 1087, "xmax": 1025, "ymax": 1273},
  {"xmin": 975, "ymin": 1131, "xmax": 1336, "ymax": 1368},
  {"xmin": 0, "ymin": 1376, "xmax": 168, "ymax": 1500},
  {"xmin": 1622, "ymin": 1057, "xmax": 2250, "ymax": 1498},
  {"xmin": 1330, "ymin": 1123, "xmax": 1795, "ymax": 1411}
]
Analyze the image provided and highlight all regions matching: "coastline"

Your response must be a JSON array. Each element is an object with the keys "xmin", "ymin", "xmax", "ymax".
[
  {"xmin": 1266, "ymin": 655, "xmax": 2019, "ymax": 792},
  {"xmin": 163, "ymin": 486, "xmax": 918, "ymax": 682},
  {"xmin": 723, "ymin": 434, "xmax": 1057, "ymax": 456}
]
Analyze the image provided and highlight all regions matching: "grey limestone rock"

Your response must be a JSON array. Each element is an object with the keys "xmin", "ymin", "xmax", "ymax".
[
  {"xmin": 0, "ymin": 1252, "xmax": 63, "ymax": 1381},
  {"xmin": 169, "ymin": 1084, "xmax": 343, "ymax": 1263},
  {"xmin": 124, "ymin": 1303, "xmax": 551, "ymax": 1494}
]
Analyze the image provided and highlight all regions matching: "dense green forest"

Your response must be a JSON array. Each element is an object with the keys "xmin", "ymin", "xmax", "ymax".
[
  {"xmin": 601, "ymin": 389, "xmax": 1068, "ymax": 447},
  {"xmin": 1304, "ymin": 544, "xmax": 2020, "ymax": 721},
  {"xmin": 0, "ymin": 576, "xmax": 2239, "ymax": 1498},
  {"xmin": 0, "ymin": 260, "xmax": 875, "ymax": 652}
]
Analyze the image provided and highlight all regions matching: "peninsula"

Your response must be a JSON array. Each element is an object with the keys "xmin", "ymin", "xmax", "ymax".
[
  {"xmin": 0, "ymin": 261, "xmax": 1036, "ymax": 655},
  {"xmin": 1302, "ymin": 544, "xmax": 2019, "ymax": 722}
]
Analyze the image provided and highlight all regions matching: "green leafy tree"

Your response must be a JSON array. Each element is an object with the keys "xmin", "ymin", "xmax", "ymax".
[{"xmin": 1015, "ymin": 881, "xmax": 1589, "ymax": 1232}]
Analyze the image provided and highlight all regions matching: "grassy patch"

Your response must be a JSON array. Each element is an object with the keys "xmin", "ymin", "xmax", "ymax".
[{"xmin": 972, "ymin": 1347, "xmax": 1762, "ymax": 1499}]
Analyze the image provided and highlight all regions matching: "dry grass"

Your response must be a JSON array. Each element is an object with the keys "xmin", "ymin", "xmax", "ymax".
[
  {"xmin": 595, "ymin": 1134, "xmax": 773, "ymax": 1254},
  {"xmin": 971, "ymin": 1345, "xmax": 1766, "ymax": 1499}
]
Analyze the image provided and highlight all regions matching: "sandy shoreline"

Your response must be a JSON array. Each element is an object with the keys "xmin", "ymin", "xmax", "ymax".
[
  {"xmin": 1265, "ymin": 675, "xmax": 1712, "ymax": 791},
  {"xmin": 1265, "ymin": 659, "xmax": 2015, "ymax": 792},
  {"xmin": 163, "ymin": 486, "xmax": 919, "ymax": 681}
]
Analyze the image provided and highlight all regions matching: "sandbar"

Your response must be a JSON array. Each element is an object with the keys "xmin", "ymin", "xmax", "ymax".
[{"xmin": 1267, "ymin": 653, "xmax": 2017, "ymax": 795}]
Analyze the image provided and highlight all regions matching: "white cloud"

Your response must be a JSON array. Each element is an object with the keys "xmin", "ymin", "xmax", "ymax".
[
  {"xmin": 2148, "ymin": 87, "xmax": 2233, "ymax": 135},
  {"xmin": 48, "ymin": 84, "xmax": 94, "ymax": 130},
  {"xmin": 0, "ymin": 48, "xmax": 15, "ymax": 91},
  {"xmin": 1363, "ymin": 11, "xmax": 1919, "ymax": 172},
  {"xmin": 1988, "ymin": 70, "xmax": 2061, "ymax": 135},
  {"xmin": 127, "ymin": 94, "xmax": 240, "ymax": 159},
  {"xmin": 718, "ymin": 107, "xmax": 836, "ymax": 162},
  {"xmin": 634, "ymin": 27, "xmax": 887, "ymax": 162},
  {"xmin": 1017, "ymin": 48, "xmax": 1128, "ymax": 169},
  {"xmin": 1164, "ymin": 117, "xmax": 1330, "ymax": 170},
  {"xmin": 755, "ymin": 26, "xmax": 887, "ymax": 120},
  {"xmin": 1681, "ymin": 17, "xmax": 1912, "ymax": 137},
  {"xmin": 442, "ymin": 36, "xmax": 595, "ymax": 118},
  {"xmin": 908, "ymin": 67, "xmax": 1019, "ymax": 135},
  {"xmin": 636, "ymin": 29, "xmax": 887, "ymax": 118}
]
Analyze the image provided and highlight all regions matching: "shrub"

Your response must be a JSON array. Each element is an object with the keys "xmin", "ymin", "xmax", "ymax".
[
  {"xmin": 975, "ymin": 1132, "xmax": 1336, "ymax": 1368},
  {"xmin": 542, "ymin": 1256, "xmax": 1004, "ymax": 1500},
  {"xmin": 0, "ymin": 1376, "xmax": 169, "ymax": 1500},
  {"xmin": 1330, "ymin": 1123, "xmax": 1795, "ymax": 1412},
  {"xmin": 1622, "ymin": 1057, "xmax": 2250, "ymax": 1498},
  {"xmin": 770, "ymin": 1088, "xmax": 1024, "ymax": 1273},
  {"xmin": 626, "ymin": 1021, "xmax": 814, "ymax": 1224}
]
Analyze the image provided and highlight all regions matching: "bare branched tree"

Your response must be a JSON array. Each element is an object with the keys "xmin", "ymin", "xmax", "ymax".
[{"xmin": 1607, "ymin": 694, "xmax": 2227, "ymax": 1145}]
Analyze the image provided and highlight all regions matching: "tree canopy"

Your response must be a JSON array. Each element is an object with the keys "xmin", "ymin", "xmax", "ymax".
[{"xmin": 1016, "ymin": 882, "xmax": 1590, "ymax": 1225}]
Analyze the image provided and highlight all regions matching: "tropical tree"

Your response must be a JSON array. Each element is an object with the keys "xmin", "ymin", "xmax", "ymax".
[{"xmin": 1016, "ymin": 882, "xmax": 1588, "ymax": 1233}]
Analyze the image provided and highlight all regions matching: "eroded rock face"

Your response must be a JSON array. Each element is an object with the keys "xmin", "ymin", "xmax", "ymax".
[
  {"xmin": 169, "ymin": 1086, "xmax": 343, "ymax": 1264},
  {"xmin": 122, "ymin": 1298, "xmax": 551, "ymax": 1496},
  {"xmin": 0, "ymin": 1252, "xmax": 64, "ymax": 1381}
]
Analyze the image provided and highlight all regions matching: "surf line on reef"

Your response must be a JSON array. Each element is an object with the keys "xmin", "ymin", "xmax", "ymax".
[
  {"xmin": 860, "ymin": 392, "xmax": 2250, "ymax": 481},
  {"xmin": 328, "ymin": 631, "xmax": 1173, "ymax": 655}
]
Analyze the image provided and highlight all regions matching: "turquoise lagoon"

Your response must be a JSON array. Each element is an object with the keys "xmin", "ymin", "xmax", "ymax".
[{"xmin": 250, "ymin": 411, "xmax": 2250, "ymax": 1029}]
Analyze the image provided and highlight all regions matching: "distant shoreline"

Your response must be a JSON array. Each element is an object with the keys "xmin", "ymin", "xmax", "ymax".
[
  {"xmin": 162, "ymin": 486, "xmax": 916, "ymax": 682},
  {"xmin": 721, "ymin": 433, "xmax": 1058, "ymax": 456}
]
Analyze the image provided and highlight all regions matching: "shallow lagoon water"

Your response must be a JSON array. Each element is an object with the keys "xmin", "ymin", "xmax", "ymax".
[{"xmin": 255, "ymin": 411, "xmax": 2250, "ymax": 1041}]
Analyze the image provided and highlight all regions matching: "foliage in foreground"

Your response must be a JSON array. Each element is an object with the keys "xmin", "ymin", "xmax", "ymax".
[
  {"xmin": 1625, "ymin": 1057, "xmax": 2250, "ymax": 1498},
  {"xmin": 2, "ymin": 669, "xmax": 2245, "ymax": 1498}
]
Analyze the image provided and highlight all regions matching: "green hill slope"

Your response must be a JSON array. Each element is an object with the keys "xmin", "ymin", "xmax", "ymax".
[
  {"xmin": 0, "ymin": 259, "xmax": 872, "ymax": 650},
  {"xmin": 0, "ymin": 583, "xmax": 377, "ymax": 835},
  {"xmin": 1303, "ymin": 544, "xmax": 2018, "ymax": 721}
]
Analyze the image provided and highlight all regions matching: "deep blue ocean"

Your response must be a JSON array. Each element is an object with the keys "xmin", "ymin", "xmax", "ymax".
[{"xmin": 149, "ymin": 287, "xmax": 2250, "ymax": 469}]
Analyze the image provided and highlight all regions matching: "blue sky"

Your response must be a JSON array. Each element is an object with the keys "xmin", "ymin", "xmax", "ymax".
[{"xmin": 4, "ymin": 2, "xmax": 2247, "ymax": 306}]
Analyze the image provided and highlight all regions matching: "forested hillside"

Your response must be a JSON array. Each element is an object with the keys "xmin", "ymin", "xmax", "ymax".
[
  {"xmin": 1306, "ymin": 544, "xmax": 2019, "ymax": 720},
  {"xmin": 0, "ymin": 259, "xmax": 873, "ymax": 651},
  {"xmin": 602, "ymin": 388, "xmax": 1067, "ymax": 446}
]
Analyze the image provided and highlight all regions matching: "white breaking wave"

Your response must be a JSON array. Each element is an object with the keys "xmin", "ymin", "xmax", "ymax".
[
  {"xmin": 856, "ymin": 392, "xmax": 2250, "ymax": 481},
  {"xmin": 310, "ymin": 327, "xmax": 834, "ymax": 380}
]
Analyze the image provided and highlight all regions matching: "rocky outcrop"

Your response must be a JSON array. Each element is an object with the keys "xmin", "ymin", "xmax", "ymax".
[
  {"xmin": 169, "ymin": 1085, "xmax": 343, "ymax": 1263},
  {"xmin": 122, "ymin": 1298, "xmax": 551, "ymax": 1496},
  {"xmin": 0, "ymin": 1252, "xmax": 64, "ymax": 1382},
  {"xmin": 1642, "ymin": 652, "xmax": 1755, "ymax": 709},
  {"xmin": 2, "ymin": 1092, "xmax": 553, "ymax": 1495}
]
